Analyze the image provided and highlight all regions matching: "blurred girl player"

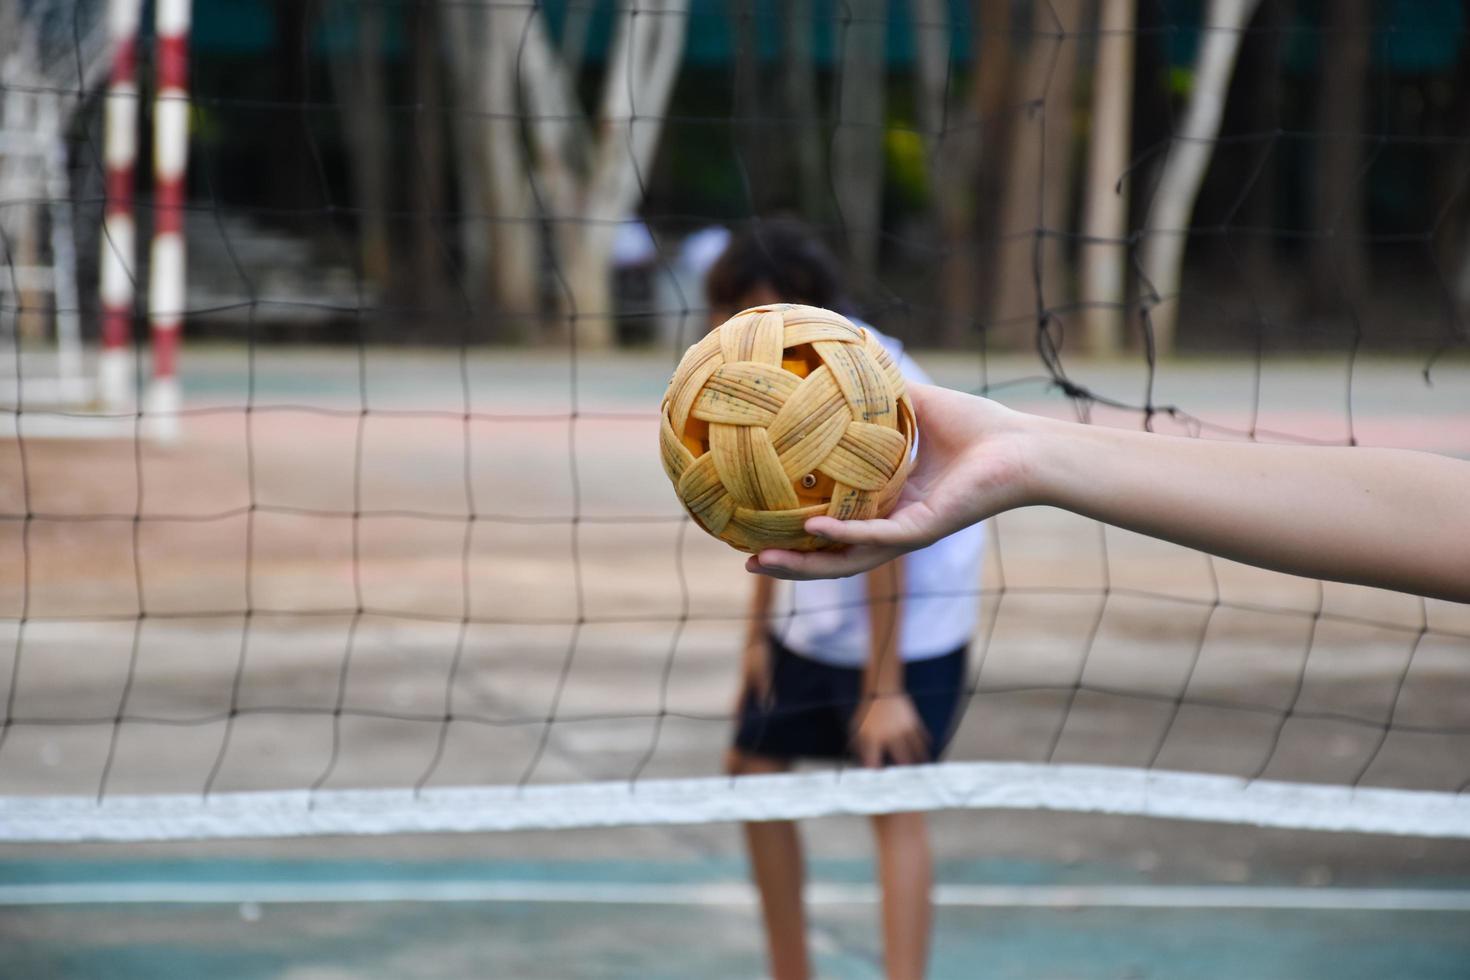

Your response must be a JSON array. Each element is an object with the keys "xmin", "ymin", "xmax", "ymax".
[{"xmin": 705, "ymin": 220, "xmax": 985, "ymax": 980}]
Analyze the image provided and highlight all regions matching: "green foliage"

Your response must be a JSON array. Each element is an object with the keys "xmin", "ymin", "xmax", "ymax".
[
  {"xmin": 884, "ymin": 125, "xmax": 929, "ymax": 210},
  {"xmin": 1167, "ymin": 66, "xmax": 1194, "ymax": 100}
]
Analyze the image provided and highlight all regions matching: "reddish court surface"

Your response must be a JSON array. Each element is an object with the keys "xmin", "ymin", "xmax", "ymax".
[
  {"xmin": 2, "ymin": 348, "xmax": 1469, "ymax": 980},
  {"xmin": 1, "ymin": 346, "xmax": 1467, "ymax": 805}
]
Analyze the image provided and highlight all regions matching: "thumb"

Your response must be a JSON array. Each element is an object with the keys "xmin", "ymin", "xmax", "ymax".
[{"xmin": 804, "ymin": 515, "xmax": 909, "ymax": 547}]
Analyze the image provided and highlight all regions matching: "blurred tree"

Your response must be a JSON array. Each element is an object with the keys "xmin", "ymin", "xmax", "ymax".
[
  {"xmin": 1229, "ymin": 0, "xmax": 1288, "ymax": 300},
  {"xmin": 782, "ymin": 0, "xmax": 826, "ymax": 223},
  {"xmin": 1449, "ymin": 15, "xmax": 1470, "ymax": 316},
  {"xmin": 409, "ymin": 0, "xmax": 448, "ymax": 313},
  {"xmin": 910, "ymin": 0, "xmax": 960, "ymax": 343},
  {"xmin": 910, "ymin": 0, "xmax": 1013, "ymax": 348},
  {"xmin": 910, "ymin": 0, "xmax": 951, "ymax": 162},
  {"xmin": 991, "ymin": 0, "xmax": 1088, "ymax": 350},
  {"xmin": 447, "ymin": 1, "xmax": 688, "ymax": 347},
  {"xmin": 1137, "ymin": 0, "xmax": 1261, "ymax": 353},
  {"xmin": 832, "ymin": 0, "xmax": 888, "ymax": 277},
  {"xmin": 443, "ymin": 3, "xmax": 541, "ymax": 335},
  {"xmin": 965, "ymin": 0, "xmax": 1018, "ymax": 346},
  {"xmin": 1080, "ymin": 0, "xmax": 1135, "ymax": 354},
  {"xmin": 0, "ymin": 1, "xmax": 111, "ymax": 339},
  {"xmin": 270, "ymin": 0, "xmax": 313, "ymax": 214},
  {"xmin": 1433, "ymin": 5, "xmax": 1470, "ymax": 314},
  {"xmin": 1306, "ymin": 0, "xmax": 1371, "ymax": 316},
  {"xmin": 559, "ymin": 0, "xmax": 596, "ymax": 78},
  {"xmin": 731, "ymin": 1, "xmax": 772, "ymax": 210},
  {"xmin": 327, "ymin": 2, "xmax": 392, "ymax": 292}
]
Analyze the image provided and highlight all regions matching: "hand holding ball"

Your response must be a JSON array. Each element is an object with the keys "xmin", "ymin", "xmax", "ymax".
[{"xmin": 659, "ymin": 304, "xmax": 916, "ymax": 553}]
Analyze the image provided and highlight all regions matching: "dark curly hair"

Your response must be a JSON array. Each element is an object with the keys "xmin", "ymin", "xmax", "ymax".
[{"xmin": 704, "ymin": 219, "xmax": 851, "ymax": 314}]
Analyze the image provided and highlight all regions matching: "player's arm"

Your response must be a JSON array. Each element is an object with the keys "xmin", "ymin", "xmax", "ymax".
[
  {"xmin": 851, "ymin": 558, "xmax": 929, "ymax": 767},
  {"xmin": 738, "ymin": 573, "xmax": 776, "ymax": 705},
  {"xmin": 748, "ymin": 384, "xmax": 1470, "ymax": 604},
  {"xmin": 1028, "ymin": 416, "xmax": 1470, "ymax": 602}
]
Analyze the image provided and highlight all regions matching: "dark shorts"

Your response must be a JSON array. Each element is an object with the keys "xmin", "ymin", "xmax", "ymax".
[{"xmin": 733, "ymin": 634, "xmax": 968, "ymax": 763}]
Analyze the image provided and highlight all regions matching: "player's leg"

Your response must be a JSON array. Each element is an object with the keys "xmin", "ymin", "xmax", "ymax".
[
  {"xmin": 863, "ymin": 644, "xmax": 966, "ymax": 979},
  {"xmin": 726, "ymin": 748, "xmax": 809, "ymax": 980},
  {"xmin": 730, "ymin": 637, "xmax": 856, "ymax": 980},
  {"xmin": 870, "ymin": 810, "xmax": 933, "ymax": 980}
]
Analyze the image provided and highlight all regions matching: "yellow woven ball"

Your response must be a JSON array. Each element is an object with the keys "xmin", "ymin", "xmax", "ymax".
[{"xmin": 659, "ymin": 304, "xmax": 916, "ymax": 553}]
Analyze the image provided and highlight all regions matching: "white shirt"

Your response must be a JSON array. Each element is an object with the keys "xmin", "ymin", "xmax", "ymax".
[{"xmin": 771, "ymin": 326, "xmax": 986, "ymax": 667}]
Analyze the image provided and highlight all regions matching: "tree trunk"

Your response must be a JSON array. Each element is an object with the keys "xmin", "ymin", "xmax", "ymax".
[
  {"xmin": 910, "ymin": 0, "xmax": 950, "ymax": 158},
  {"xmin": 442, "ymin": 3, "xmax": 542, "ymax": 336},
  {"xmin": 1306, "ymin": 0, "xmax": 1371, "ymax": 315},
  {"xmin": 469, "ymin": 1, "xmax": 688, "ymax": 348},
  {"xmin": 329, "ymin": 3, "xmax": 392, "ymax": 290},
  {"xmin": 271, "ymin": 1, "xmax": 313, "ymax": 213},
  {"xmin": 831, "ymin": 0, "xmax": 887, "ymax": 278},
  {"xmin": 732, "ymin": 0, "xmax": 769, "ymax": 211},
  {"xmin": 1079, "ymin": 0, "xmax": 1136, "ymax": 354},
  {"xmin": 910, "ymin": 0, "xmax": 986, "ymax": 347},
  {"xmin": 410, "ymin": 0, "xmax": 447, "ymax": 316},
  {"xmin": 782, "ymin": 0, "xmax": 826, "ymax": 224},
  {"xmin": 1233, "ymin": 0, "xmax": 1287, "ymax": 301},
  {"xmin": 1447, "ymin": 24, "xmax": 1470, "ymax": 313},
  {"xmin": 990, "ymin": 0, "xmax": 1087, "ymax": 350},
  {"xmin": 909, "ymin": 0, "xmax": 957, "ymax": 344},
  {"xmin": 445, "ymin": 23, "xmax": 488, "ymax": 312},
  {"xmin": 963, "ymin": 0, "xmax": 1016, "ymax": 347},
  {"xmin": 560, "ymin": 0, "xmax": 688, "ymax": 347},
  {"xmin": 560, "ymin": 0, "xmax": 594, "ymax": 78},
  {"xmin": 558, "ymin": 224, "xmax": 615, "ymax": 349},
  {"xmin": 0, "ymin": 2, "xmax": 110, "ymax": 369},
  {"xmin": 326, "ymin": 4, "xmax": 391, "ymax": 294},
  {"xmin": 1137, "ymin": 0, "xmax": 1261, "ymax": 354}
]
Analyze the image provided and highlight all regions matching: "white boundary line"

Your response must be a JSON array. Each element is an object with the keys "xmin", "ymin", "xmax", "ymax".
[
  {"xmin": 0, "ymin": 411, "xmax": 139, "ymax": 440},
  {"xmin": 2, "ymin": 763, "xmax": 1468, "ymax": 842},
  {"xmin": 0, "ymin": 881, "xmax": 1467, "ymax": 912}
]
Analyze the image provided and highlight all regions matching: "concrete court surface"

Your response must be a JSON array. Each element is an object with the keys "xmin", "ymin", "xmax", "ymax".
[{"xmin": 1, "ymin": 346, "xmax": 1468, "ymax": 977}]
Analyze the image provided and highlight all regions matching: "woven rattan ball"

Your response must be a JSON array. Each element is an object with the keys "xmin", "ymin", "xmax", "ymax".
[{"xmin": 659, "ymin": 304, "xmax": 916, "ymax": 553}]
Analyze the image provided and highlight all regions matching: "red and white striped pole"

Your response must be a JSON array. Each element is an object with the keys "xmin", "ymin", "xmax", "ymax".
[
  {"xmin": 97, "ymin": 0, "xmax": 143, "ymax": 412},
  {"xmin": 145, "ymin": 0, "xmax": 191, "ymax": 441}
]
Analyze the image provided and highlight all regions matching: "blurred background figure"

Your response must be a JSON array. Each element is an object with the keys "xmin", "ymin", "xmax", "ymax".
[{"xmin": 707, "ymin": 220, "xmax": 986, "ymax": 980}]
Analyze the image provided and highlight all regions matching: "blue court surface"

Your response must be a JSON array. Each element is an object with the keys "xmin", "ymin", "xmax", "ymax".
[{"xmin": 2, "ymin": 855, "xmax": 1467, "ymax": 979}]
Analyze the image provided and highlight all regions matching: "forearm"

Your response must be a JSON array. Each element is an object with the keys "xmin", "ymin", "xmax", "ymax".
[
  {"xmin": 746, "ymin": 574, "xmax": 775, "ymax": 643},
  {"xmin": 863, "ymin": 559, "xmax": 904, "ymax": 696},
  {"xmin": 1027, "ymin": 417, "xmax": 1470, "ymax": 603}
]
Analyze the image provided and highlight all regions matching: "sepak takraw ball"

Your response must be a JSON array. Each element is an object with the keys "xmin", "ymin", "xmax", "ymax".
[{"xmin": 659, "ymin": 304, "xmax": 916, "ymax": 553}]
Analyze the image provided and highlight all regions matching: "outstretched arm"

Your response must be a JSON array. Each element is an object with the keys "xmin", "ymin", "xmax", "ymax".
[{"xmin": 747, "ymin": 384, "xmax": 1470, "ymax": 604}]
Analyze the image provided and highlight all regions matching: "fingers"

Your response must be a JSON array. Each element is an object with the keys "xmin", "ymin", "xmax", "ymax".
[
  {"xmin": 802, "ymin": 515, "xmax": 906, "ymax": 547},
  {"xmin": 850, "ymin": 710, "xmax": 934, "ymax": 768},
  {"xmin": 906, "ymin": 726, "xmax": 931, "ymax": 765},
  {"xmin": 887, "ymin": 728, "xmax": 928, "ymax": 767},
  {"xmin": 734, "ymin": 675, "xmax": 763, "ymax": 713},
  {"xmin": 746, "ymin": 545, "xmax": 903, "ymax": 581},
  {"xmin": 854, "ymin": 732, "xmax": 927, "ymax": 767}
]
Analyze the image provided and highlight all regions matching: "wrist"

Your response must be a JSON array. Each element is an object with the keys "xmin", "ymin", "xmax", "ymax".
[
  {"xmin": 861, "ymin": 668, "xmax": 903, "ymax": 698},
  {"xmin": 1014, "ymin": 412, "xmax": 1082, "ymax": 510}
]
